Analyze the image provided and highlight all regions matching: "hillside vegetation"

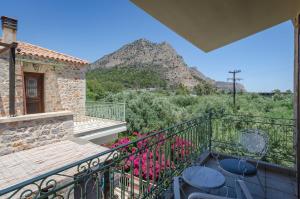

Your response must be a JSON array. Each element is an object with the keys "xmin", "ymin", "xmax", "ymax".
[
  {"xmin": 86, "ymin": 66, "xmax": 219, "ymax": 100},
  {"xmin": 86, "ymin": 66, "xmax": 167, "ymax": 99},
  {"xmin": 99, "ymin": 91, "xmax": 293, "ymax": 133},
  {"xmin": 86, "ymin": 39, "xmax": 292, "ymax": 139}
]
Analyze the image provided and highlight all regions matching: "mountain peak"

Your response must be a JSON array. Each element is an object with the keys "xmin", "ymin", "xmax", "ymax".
[
  {"xmin": 132, "ymin": 38, "xmax": 153, "ymax": 44},
  {"xmin": 127, "ymin": 39, "xmax": 176, "ymax": 54},
  {"xmin": 90, "ymin": 39, "xmax": 197, "ymax": 88},
  {"xmin": 89, "ymin": 39, "xmax": 246, "ymax": 91},
  {"xmin": 91, "ymin": 38, "xmax": 186, "ymax": 68}
]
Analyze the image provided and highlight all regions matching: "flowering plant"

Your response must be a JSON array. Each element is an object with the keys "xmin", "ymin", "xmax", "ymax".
[{"xmin": 105, "ymin": 131, "xmax": 192, "ymax": 182}]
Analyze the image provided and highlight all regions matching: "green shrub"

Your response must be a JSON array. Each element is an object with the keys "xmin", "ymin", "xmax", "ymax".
[{"xmin": 95, "ymin": 91, "xmax": 293, "ymax": 133}]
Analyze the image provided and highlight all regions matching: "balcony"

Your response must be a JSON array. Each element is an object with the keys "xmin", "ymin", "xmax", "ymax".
[
  {"xmin": 74, "ymin": 102, "xmax": 127, "ymax": 144},
  {"xmin": 0, "ymin": 114, "xmax": 297, "ymax": 199}
]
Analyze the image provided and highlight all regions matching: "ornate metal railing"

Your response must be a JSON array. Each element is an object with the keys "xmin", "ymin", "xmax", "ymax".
[
  {"xmin": 210, "ymin": 114, "xmax": 295, "ymax": 167},
  {"xmin": 74, "ymin": 102, "xmax": 126, "ymax": 128},
  {"xmin": 0, "ymin": 114, "xmax": 295, "ymax": 198},
  {"xmin": 0, "ymin": 116, "xmax": 209, "ymax": 199}
]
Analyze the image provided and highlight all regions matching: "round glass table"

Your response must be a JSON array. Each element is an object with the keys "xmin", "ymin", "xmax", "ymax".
[{"xmin": 182, "ymin": 166, "xmax": 225, "ymax": 190}]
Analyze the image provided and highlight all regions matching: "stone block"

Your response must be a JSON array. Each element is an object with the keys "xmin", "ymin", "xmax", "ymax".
[
  {"xmin": 0, "ymin": 148, "xmax": 13, "ymax": 156},
  {"xmin": 25, "ymin": 138, "xmax": 35, "ymax": 144},
  {"xmin": 1, "ymin": 134, "xmax": 20, "ymax": 143},
  {"xmin": 38, "ymin": 136, "xmax": 48, "ymax": 141},
  {"xmin": 40, "ymin": 129, "xmax": 50, "ymax": 135},
  {"xmin": 12, "ymin": 141, "xmax": 24, "ymax": 147},
  {"xmin": 20, "ymin": 133, "xmax": 31, "ymax": 139},
  {"xmin": 51, "ymin": 128, "xmax": 59, "ymax": 134}
]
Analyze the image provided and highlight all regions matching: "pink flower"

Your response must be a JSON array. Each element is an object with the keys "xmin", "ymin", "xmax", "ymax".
[
  {"xmin": 104, "ymin": 132, "xmax": 194, "ymax": 182},
  {"xmin": 128, "ymin": 155, "xmax": 135, "ymax": 161},
  {"xmin": 134, "ymin": 168, "xmax": 139, "ymax": 176},
  {"xmin": 137, "ymin": 141, "xmax": 145, "ymax": 149},
  {"xmin": 133, "ymin": 132, "xmax": 140, "ymax": 136},
  {"xmin": 142, "ymin": 153, "xmax": 148, "ymax": 160},
  {"xmin": 134, "ymin": 158, "xmax": 140, "ymax": 167},
  {"xmin": 131, "ymin": 147, "xmax": 137, "ymax": 154}
]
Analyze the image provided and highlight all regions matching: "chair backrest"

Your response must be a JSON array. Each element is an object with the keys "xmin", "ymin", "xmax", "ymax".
[{"xmin": 239, "ymin": 129, "xmax": 268, "ymax": 158}]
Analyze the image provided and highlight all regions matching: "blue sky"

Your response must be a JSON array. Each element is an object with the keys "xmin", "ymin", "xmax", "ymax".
[{"xmin": 0, "ymin": 0, "xmax": 294, "ymax": 92}]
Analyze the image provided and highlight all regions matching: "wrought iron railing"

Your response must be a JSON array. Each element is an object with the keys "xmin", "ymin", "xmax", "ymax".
[
  {"xmin": 74, "ymin": 102, "xmax": 126, "ymax": 129},
  {"xmin": 0, "ymin": 114, "xmax": 295, "ymax": 198},
  {"xmin": 210, "ymin": 114, "xmax": 295, "ymax": 167},
  {"xmin": 0, "ymin": 116, "xmax": 209, "ymax": 199}
]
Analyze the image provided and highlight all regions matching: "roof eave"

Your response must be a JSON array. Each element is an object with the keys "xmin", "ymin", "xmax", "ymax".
[{"xmin": 131, "ymin": 0, "xmax": 300, "ymax": 52}]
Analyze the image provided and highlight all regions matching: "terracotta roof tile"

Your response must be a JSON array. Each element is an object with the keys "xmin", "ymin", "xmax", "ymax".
[
  {"xmin": 11, "ymin": 41, "xmax": 89, "ymax": 65},
  {"xmin": 17, "ymin": 41, "xmax": 88, "ymax": 64}
]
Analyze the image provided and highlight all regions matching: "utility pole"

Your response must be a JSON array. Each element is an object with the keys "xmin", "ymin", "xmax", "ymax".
[{"xmin": 228, "ymin": 70, "xmax": 242, "ymax": 108}]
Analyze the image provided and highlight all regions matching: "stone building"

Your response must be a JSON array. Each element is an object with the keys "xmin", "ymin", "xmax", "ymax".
[
  {"xmin": 0, "ymin": 27, "xmax": 88, "ymax": 117},
  {"xmin": 0, "ymin": 17, "xmax": 126, "ymax": 158}
]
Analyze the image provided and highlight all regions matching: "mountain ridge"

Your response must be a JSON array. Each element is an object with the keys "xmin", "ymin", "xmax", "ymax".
[{"xmin": 90, "ymin": 39, "xmax": 245, "ymax": 92}]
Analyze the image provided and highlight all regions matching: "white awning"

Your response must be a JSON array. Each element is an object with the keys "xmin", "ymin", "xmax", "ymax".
[{"xmin": 131, "ymin": 0, "xmax": 300, "ymax": 52}]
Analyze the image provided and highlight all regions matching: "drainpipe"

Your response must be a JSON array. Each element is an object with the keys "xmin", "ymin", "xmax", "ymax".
[{"xmin": 9, "ymin": 43, "xmax": 17, "ymax": 116}]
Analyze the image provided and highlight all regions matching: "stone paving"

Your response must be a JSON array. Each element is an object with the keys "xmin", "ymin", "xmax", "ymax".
[{"xmin": 0, "ymin": 139, "xmax": 110, "ymax": 191}]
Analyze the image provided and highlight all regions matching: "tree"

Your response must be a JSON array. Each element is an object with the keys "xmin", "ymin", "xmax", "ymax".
[
  {"xmin": 175, "ymin": 84, "xmax": 190, "ymax": 95},
  {"xmin": 272, "ymin": 89, "xmax": 281, "ymax": 94},
  {"xmin": 194, "ymin": 80, "xmax": 216, "ymax": 96},
  {"xmin": 86, "ymin": 79, "xmax": 106, "ymax": 100},
  {"xmin": 272, "ymin": 89, "xmax": 284, "ymax": 101}
]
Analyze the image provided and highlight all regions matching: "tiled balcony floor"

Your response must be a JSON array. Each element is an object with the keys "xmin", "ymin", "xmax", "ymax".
[{"xmin": 178, "ymin": 154, "xmax": 297, "ymax": 199}]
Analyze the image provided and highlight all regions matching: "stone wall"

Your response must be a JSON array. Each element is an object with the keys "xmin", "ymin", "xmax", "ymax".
[
  {"xmin": 0, "ymin": 111, "xmax": 73, "ymax": 156},
  {"xmin": 0, "ymin": 55, "xmax": 87, "ymax": 117},
  {"xmin": 22, "ymin": 61, "xmax": 86, "ymax": 113},
  {"xmin": 0, "ymin": 57, "xmax": 10, "ymax": 116}
]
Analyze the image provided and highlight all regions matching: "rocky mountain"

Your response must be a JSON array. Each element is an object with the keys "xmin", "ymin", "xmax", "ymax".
[
  {"xmin": 90, "ymin": 39, "xmax": 245, "ymax": 91},
  {"xmin": 215, "ymin": 81, "xmax": 245, "ymax": 92},
  {"xmin": 189, "ymin": 66, "xmax": 215, "ymax": 84}
]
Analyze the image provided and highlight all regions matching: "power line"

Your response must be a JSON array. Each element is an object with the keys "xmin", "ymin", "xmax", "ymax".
[{"xmin": 228, "ymin": 70, "xmax": 242, "ymax": 108}]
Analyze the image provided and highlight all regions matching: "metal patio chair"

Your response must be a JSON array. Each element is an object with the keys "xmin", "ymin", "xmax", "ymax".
[
  {"xmin": 212, "ymin": 129, "xmax": 268, "ymax": 193},
  {"xmin": 173, "ymin": 176, "xmax": 253, "ymax": 199}
]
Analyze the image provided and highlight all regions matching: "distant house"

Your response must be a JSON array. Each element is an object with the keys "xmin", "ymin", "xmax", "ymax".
[{"xmin": 0, "ymin": 17, "xmax": 126, "ymax": 158}]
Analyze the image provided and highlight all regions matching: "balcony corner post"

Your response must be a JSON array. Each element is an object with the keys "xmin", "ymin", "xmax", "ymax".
[{"xmin": 293, "ymin": 13, "xmax": 300, "ymax": 198}]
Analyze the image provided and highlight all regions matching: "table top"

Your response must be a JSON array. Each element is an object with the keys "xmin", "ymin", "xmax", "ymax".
[{"xmin": 182, "ymin": 166, "xmax": 225, "ymax": 189}]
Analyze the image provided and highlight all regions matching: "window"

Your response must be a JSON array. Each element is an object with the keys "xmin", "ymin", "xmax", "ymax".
[{"xmin": 27, "ymin": 78, "xmax": 38, "ymax": 97}]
